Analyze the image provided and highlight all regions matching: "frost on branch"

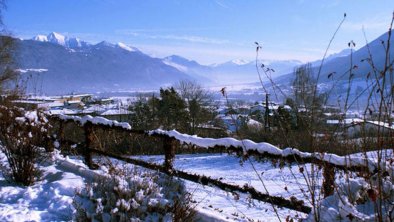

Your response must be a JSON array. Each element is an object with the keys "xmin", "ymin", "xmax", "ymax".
[
  {"xmin": 73, "ymin": 165, "xmax": 195, "ymax": 221},
  {"xmin": 0, "ymin": 106, "xmax": 52, "ymax": 185}
]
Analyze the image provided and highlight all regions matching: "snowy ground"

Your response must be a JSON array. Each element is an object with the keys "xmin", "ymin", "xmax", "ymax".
[
  {"xmin": 107, "ymin": 155, "xmax": 308, "ymax": 221},
  {"xmin": 136, "ymin": 153, "xmax": 322, "ymax": 206},
  {"xmin": 184, "ymin": 179, "xmax": 306, "ymax": 221},
  {"xmin": 0, "ymin": 151, "xmax": 308, "ymax": 221},
  {"xmin": 0, "ymin": 152, "xmax": 84, "ymax": 221}
]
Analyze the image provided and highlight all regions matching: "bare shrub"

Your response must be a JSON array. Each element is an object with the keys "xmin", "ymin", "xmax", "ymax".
[
  {"xmin": 73, "ymin": 164, "xmax": 195, "ymax": 221},
  {"xmin": 256, "ymin": 13, "xmax": 394, "ymax": 221},
  {"xmin": 0, "ymin": 106, "xmax": 51, "ymax": 185}
]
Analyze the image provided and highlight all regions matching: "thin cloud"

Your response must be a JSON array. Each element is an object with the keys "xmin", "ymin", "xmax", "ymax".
[
  {"xmin": 160, "ymin": 35, "xmax": 230, "ymax": 44},
  {"xmin": 215, "ymin": 0, "xmax": 231, "ymax": 9},
  {"xmin": 135, "ymin": 42, "xmax": 321, "ymax": 65},
  {"xmin": 135, "ymin": 43, "xmax": 254, "ymax": 64},
  {"xmin": 116, "ymin": 30, "xmax": 230, "ymax": 45},
  {"xmin": 116, "ymin": 27, "xmax": 217, "ymax": 34}
]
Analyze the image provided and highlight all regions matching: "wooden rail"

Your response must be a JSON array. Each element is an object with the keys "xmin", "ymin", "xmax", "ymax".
[
  {"xmin": 91, "ymin": 148, "xmax": 311, "ymax": 214},
  {"xmin": 48, "ymin": 114, "xmax": 376, "ymax": 212},
  {"xmin": 49, "ymin": 115, "xmax": 371, "ymax": 172}
]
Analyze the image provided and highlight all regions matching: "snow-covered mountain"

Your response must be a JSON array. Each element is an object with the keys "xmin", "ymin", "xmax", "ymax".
[
  {"xmin": 13, "ymin": 33, "xmax": 197, "ymax": 94},
  {"xmin": 207, "ymin": 59, "xmax": 302, "ymax": 84},
  {"xmin": 272, "ymin": 31, "xmax": 394, "ymax": 107},
  {"xmin": 162, "ymin": 55, "xmax": 213, "ymax": 83},
  {"xmin": 12, "ymin": 32, "xmax": 307, "ymax": 94},
  {"xmin": 163, "ymin": 55, "xmax": 205, "ymax": 72},
  {"xmin": 276, "ymin": 32, "xmax": 394, "ymax": 84},
  {"xmin": 326, "ymin": 48, "xmax": 353, "ymax": 61},
  {"xmin": 14, "ymin": 31, "xmax": 391, "ymax": 98},
  {"xmin": 32, "ymin": 32, "xmax": 91, "ymax": 49},
  {"xmin": 163, "ymin": 56, "xmax": 302, "ymax": 85},
  {"xmin": 211, "ymin": 59, "xmax": 251, "ymax": 67}
]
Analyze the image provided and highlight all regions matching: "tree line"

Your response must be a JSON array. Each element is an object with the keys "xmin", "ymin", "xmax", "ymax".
[{"xmin": 129, "ymin": 80, "xmax": 220, "ymax": 136}]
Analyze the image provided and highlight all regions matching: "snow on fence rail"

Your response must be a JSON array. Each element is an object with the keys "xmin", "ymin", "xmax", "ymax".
[
  {"xmin": 50, "ymin": 114, "xmax": 313, "ymax": 213},
  {"xmin": 57, "ymin": 113, "xmax": 132, "ymax": 130},
  {"xmin": 48, "ymin": 114, "xmax": 387, "ymax": 209},
  {"xmin": 91, "ymin": 148, "xmax": 312, "ymax": 214},
  {"xmin": 54, "ymin": 114, "xmax": 376, "ymax": 173},
  {"xmin": 149, "ymin": 129, "xmax": 378, "ymax": 171}
]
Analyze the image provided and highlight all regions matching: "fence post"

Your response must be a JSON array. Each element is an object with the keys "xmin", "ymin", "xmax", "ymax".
[
  {"xmin": 322, "ymin": 164, "xmax": 335, "ymax": 197},
  {"xmin": 84, "ymin": 121, "xmax": 95, "ymax": 169},
  {"xmin": 163, "ymin": 136, "xmax": 176, "ymax": 173},
  {"xmin": 57, "ymin": 121, "xmax": 65, "ymax": 151}
]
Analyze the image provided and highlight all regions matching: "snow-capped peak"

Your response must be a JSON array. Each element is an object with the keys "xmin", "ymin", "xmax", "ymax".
[
  {"xmin": 116, "ymin": 42, "xmax": 136, "ymax": 52},
  {"xmin": 230, "ymin": 59, "xmax": 250, "ymax": 65},
  {"xmin": 67, "ymin": 38, "xmax": 82, "ymax": 48},
  {"xmin": 95, "ymin": 41, "xmax": 115, "ymax": 48},
  {"xmin": 326, "ymin": 48, "xmax": 353, "ymax": 61},
  {"xmin": 32, "ymin": 35, "xmax": 48, "ymax": 42},
  {"xmin": 211, "ymin": 59, "xmax": 251, "ymax": 67},
  {"xmin": 47, "ymin": 32, "xmax": 66, "ymax": 46},
  {"xmin": 67, "ymin": 37, "xmax": 90, "ymax": 48}
]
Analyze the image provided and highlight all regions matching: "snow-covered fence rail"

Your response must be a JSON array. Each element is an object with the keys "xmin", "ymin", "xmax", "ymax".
[
  {"xmin": 150, "ymin": 129, "xmax": 374, "ymax": 172},
  {"xmin": 90, "ymin": 147, "xmax": 312, "ymax": 214},
  {"xmin": 51, "ymin": 114, "xmax": 372, "ymax": 173},
  {"xmin": 47, "ymin": 114, "xmax": 314, "ymax": 213},
  {"xmin": 49, "ymin": 114, "xmax": 377, "ymax": 200},
  {"xmin": 49, "ymin": 114, "xmax": 177, "ymax": 171}
]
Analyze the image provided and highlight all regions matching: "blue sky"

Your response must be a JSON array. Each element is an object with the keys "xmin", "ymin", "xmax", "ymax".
[{"xmin": 4, "ymin": 0, "xmax": 394, "ymax": 64}]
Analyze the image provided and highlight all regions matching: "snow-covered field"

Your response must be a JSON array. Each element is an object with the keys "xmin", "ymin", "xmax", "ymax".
[
  {"xmin": 2, "ymin": 147, "xmax": 393, "ymax": 221},
  {"xmin": 0, "ymin": 150, "xmax": 308, "ymax": 221},
  {"xmin": 136, "ymin": 153, "xmax": 321, "ymax": 205},
  {"xmin": 134, "ymin": 153, "xmax": 312, "ymax": 221},
  {"xmin": 0, "ymin": 151, "xmax": 85, "ymax": 221}
]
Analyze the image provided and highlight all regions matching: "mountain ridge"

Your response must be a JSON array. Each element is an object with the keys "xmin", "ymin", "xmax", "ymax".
[{"xmin": 13, "ymin": 31, "xmax": 391, "ymax": 97}]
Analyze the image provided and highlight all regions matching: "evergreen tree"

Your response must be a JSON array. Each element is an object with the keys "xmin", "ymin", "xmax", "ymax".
[{"xmin": 157, "ymin": 87, "xmax": 188, "ymax": 130}]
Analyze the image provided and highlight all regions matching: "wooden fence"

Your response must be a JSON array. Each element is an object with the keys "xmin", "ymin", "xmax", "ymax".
[{"xmin": 48, "ymin": 114, "xmax": 376, "ymax": 214}]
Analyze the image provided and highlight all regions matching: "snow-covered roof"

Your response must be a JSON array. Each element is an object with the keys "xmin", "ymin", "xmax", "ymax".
[
  {"xmin": 46, "ymin": 109, "xmax": 79, "ymax": 115},
  {"xmin": 367, "ymin": 120, "xmax": 394, "ymax": 130},
  {"xmin": 326, "ymin": 118, "xmax": 364, "ymax": 125},
  {"xmin": 13, "ymin": 100, "xmax": 47, "ymax": 104},
  {"xmin": 65, "ymin": 101, "xmax": 82, "ymax": 104},
  {"xmin": 247, "ymin": 119, "xmax": 263, "ymax": 127},
  {"xmin": 48, "ymin": 102, "xmax": 64, "ymax": 107},
  {"xmin": 345, "ymin": 118, "xmax": 364, "ymax": 124},
  {"xmin": 100, "ymin": 109, "xmax": 132, "ymax": 116},
  {"xmin": 53, "ymin": 94, "xmax": 93, "ymax": 99},
  {"xmin": 326, "ymin": 119, "xmax": 340, "ymax": 124},
  {"xmin": 220, "ymin": 114, "xmax": 247, "ymax": 120},
  {"xmin": 83, "ymin": 105, "xmax": 107, "ymax": 112}
]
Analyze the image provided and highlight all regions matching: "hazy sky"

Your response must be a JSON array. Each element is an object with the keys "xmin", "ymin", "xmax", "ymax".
[{"xmin": 4, "ymin": 0, "xmax": 394, "ymax": 64}]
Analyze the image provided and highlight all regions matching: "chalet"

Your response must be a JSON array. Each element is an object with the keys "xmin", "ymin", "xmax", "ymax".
[
  {"xmin": 326, "ymin": 118, "xmax": 394, "ymax": 137},
  {"xmin": 13, "ymin": 98, "xmax": 64, "ymax": 111},
  {"xmin": 217, "ymin": 114, "xmax": 248, "ymax": 132},
  {"xmin": 13, "ymin": 100, "xmax": 50, "ymax": 110},
  {"xmin": 99, "ymin": 108, "xmax": 132, "ymax": 122},
  {"xmin": 97, "ymin": 98, "xmax": 114, "ymax": 105},
  {"xmin": 47, "ymin": 108, "xmax": 79, "ymax": 115},
  {"xmin": 235, "ymin": 105, "xmax": 251, "ymax": 115},
  {"xmin": 347, "ymin": 120, "xmax": 394, "ymax": 137},
  {"xmin": 52, "ymin": 94, "xmax": 93, "ymax": 104}
]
